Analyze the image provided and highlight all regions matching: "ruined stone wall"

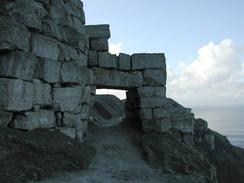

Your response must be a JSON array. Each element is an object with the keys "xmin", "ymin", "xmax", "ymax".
[{"xmin": 0, "ymin": 0, "xmax": 195, "ymax": 142}]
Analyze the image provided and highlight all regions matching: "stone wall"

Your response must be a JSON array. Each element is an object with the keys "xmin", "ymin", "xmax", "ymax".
[{"xmin": 0, "ymin": 0, "xmax": 195, "ymax": 142}]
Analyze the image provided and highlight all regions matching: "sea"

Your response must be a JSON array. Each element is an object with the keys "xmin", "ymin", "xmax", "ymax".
[{"xmin": 192, "ymin": 105, "xmax": 244, "ymax": 148}]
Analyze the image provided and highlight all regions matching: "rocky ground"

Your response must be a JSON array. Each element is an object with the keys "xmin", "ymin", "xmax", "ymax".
[{"xmin": 0, "ymin": 128, "xmax": 95, "ymax": 183}]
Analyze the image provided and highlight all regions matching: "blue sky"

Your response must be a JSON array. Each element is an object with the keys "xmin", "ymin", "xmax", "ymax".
[{"xmin": 83, "ymin": 0, "xmax": 244, "ymax": 106}]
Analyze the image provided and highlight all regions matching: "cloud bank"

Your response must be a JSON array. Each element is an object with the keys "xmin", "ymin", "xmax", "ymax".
[
  {"xmin": 109, "ymin": 42, "xmax": 123, "ymax": 55},
  {"xmin": 167, "ymin": 39, "xmax": 244, "ymax": 106}
]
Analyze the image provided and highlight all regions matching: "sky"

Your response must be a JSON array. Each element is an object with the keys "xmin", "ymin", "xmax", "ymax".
[{"xmin": 83, "ymin": 0, "xmax": 244, "ymax": 107}]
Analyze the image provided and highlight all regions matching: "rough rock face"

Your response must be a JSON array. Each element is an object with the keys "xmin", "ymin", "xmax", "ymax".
[{"xmin": 0, "ymin": 128, "xmax": 95, "ymax": 183}]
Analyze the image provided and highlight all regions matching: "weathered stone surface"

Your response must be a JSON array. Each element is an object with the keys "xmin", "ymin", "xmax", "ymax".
[
  {"xmin": 0, "ymin": 16, "xmax": 30, "ymax": 51},
  {"xmin": 137, "ymin": 87, "xmax": 154, "ymax": 97},
  {"xmin": 58, "ymin": 43, "xmax": 88, "ymax": 66},
  {"xmin": 59, "ymin": 127, "xmax": 76, "ymax": 139},
  {"xmin": 205, "ymin": 134, "xmax": 215, "ymax": 150},
  {"xmin": 77, "ymin": 119, "xmax": 88, "ymax": 133},
  {"xmin": 139, "ymin": 108, "xmax": 152, "ymax": 120},
  {"xmin": 98, "ymin": 52, "xmax": 117, "ymax": 69},
  {"xmin": 81, "ymin": 86, "xmax": 91, "ymax": 104},
  {"xmin": 153, "ymin": 108, "xmax": 169, "ymax": 119},
  {"xmin": 42, "ymin": 19, "xmax": 66, "ymax": 41},
  {"xmin": 0, "ymin": 79, "xmax": 33, "ymax": 111},
  {"xmin": 63, "ymin": 113, "xmax": 81, "ymax": 127},
  {"xmin": 0, "ymin": 111, "xmax": 13, "ymax": 127},
  {"xmin": 12, "ymin": 110, "xmax": 56, "ymax": 130},
  {"xmin": 142, "ymin": 118, "xmax": 171, "ymax": 133},
  {"xmin": 85, "ymin": 24, "xmax": 110, "ymax": 38},
  {"xmin": 165, "ymin": 98, "xmax": 192, "ymax": 113},
  {"xmin": 10, "ymin": 0, "xmax": 47, "ymax": 30},
  {"xmin": 52, "ymin": 86, "xmax": 82, "ymax": 112},
  {"xmin": 155, "ymin": 86, "xmax": 166, "ymax": 97},
  {"xmin": 139, "ymin": 97, "xmax": 167, "ymax": 108},
  {"xmin": 118, "ymin": 53, "xmax": 130, "ymax": 70},
  {"xmin": 33, "ymin": 79, "xmax": 52, "ymax": 107},
  {"xmin": 80, "ymin": 104, "xmax": 89, "ymax": 119},
  {"xmin": 63, "ymin": 27, "xmax": 88, "ymax": 52},
  {"xmin": 131, "ymin": 53, "xmax": 166, "ymax": 70},
  {"xmin": 94, "ymin": 68, "xmax": 143, "ymax": 89},
  {"xmin": 61, "ymin": 62, "xmax": 81, "ymax": 83},
  {"xmin": 88, "ymin": 50, "xmax": 98, "ymax": 66},
  {"xmin": 0, "ymin": 51, "xmax": 37, "ymax": 81},
  {"xmin": 35, "ymin": 59, "xmax": 61, "ymax": 83},
  {"xmin": 80, "ymin": 68, "xmax": 95, "ymax": 85},
  {"xmin": 170, "ymin": 115, "xmax": 194, "ymax": 133},
  {"xmin": 65, "ymin": 0, "xmax": 85, "ymax": 24},
  {"xmin": 143, "ymin": 69, "xmax": 166, "ymax": 86},
  {"xmin": 90, "ymin": 38, "xmax": 109, "ymax": 52},
  {"xmin": 31, "ymin": 34, "xmax": 59, "ymax": 60}
]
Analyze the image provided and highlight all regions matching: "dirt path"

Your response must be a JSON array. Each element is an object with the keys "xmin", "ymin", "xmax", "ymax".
[{"xmin": 38, "ymin": 124, "xmax": 168, "ymax": 183}]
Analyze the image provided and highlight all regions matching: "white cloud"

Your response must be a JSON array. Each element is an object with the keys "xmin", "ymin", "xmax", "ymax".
[
  {"xmin": 109, "ymin": 42, "xmax": 123, "ymax": 55},
  {"xmin": 167, "ymin": 39, "xmax": 244, "ymax": 106}
]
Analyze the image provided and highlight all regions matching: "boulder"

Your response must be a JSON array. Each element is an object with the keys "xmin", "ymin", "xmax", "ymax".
[
  {"xmin": 0, "ymin": 79, "xmax": 33, "ymax": 111},
  {"xmin": 0, "ymin": 51, "xmax": 37, "ymax": 81},
  {"xmin": 12, "ymin": 110, "xmax": 56, "ymax": 130},
  {"xmin": 0, "ymin": 16, "xmax": 30, "ymax": 51},
  {"xmin": 31, "ymin": 34, "xmax": 59, "ymax": 60},
  {"xmin": 131, "ymin": 53, "xmax": 166, "ymax": 70}
]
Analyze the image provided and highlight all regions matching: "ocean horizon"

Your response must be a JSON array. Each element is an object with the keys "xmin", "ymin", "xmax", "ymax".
[{"xmin": 192, "ymin": 104, "xmax": 244, "ymax": 148}]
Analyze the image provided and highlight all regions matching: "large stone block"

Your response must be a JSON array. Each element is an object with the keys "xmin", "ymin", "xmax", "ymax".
[
  {"xmin": 81, "ymin": 86, "xmax": 92, "ymax": 104},
  {"xmin": 58, "ymin": 43, "xmax": 88, "ymax": 66},
  {"xmin": 12, "ymin": 110, "xmax": 56, "ymax": 130},
  {"xmin": 98, "ymin": 52, "xmax": 117, "ymax": 69},
  {"xmin": 80, "ymin": 104, "xmax": 89, "ymax": 119},
  {"xmin": 153, "ymin": 108, "xmax": 169, "ymax": 119},
  {"xmin": 139, "ymin": 97, "xmax": 167, "ymax": 108},
  {"xmin": 61, "ymin": 62, "xmax": 81, "ymax": 83},
  {"xmin": 0, "ymin": 79, "xmax": 33, "ymax": 111},
  {"xmin": 85, "ymin": 24, "xmax": 110, "ymax": 38},
  {"xmin": 94, "ymin": 68, "xmax": 143, "ymax": 89},
  {"xmin": 42, "ymin": 19, "xmax": 66, "ymax": 41},
  {"xmin": 80, "ymin": 67, "xmax": 95, "ymax": 85},
  {"xmin": 155, "ymin": 86, "xmax": 166, "ymax": 97},
  {"xmin": 170, "ymin": 115, "xmax": 194, "ymax": 133},
  {"xmin": 35, "ymin": 59, "xmax": 61, "ymax": 83},
  {"xmin": 143, "ymin": 69, "xmax": 166, "ymax": 86},
  {"xmin": 139, "ymin": 108, "xmax": 153, "ymax": 120},
  {"xmin": 0, "ymin": 16, "xmax": 30, "ymax": 51},
  {"xmin": 0, "ymin": 111, "xmax": 13, "ymax": 127},
  {"xmin": 88, "ymin": 50, "xmax": 98, "ymax": 66},
  {"xmin": 131, "ymin": 53, "xmax": 166, "ymax": 70},
  {"xmin": 63, "ymin": 112, "xmax": 81, "ymax": 128},
  {"xmin": 33, "ymin": 79, "xmax": 52, "ymax": 107},
  {"xmin": 0, "ymin": 51, "xmax": 37, "ymax": 81},
  {"xmin": 118, "ymin": 53, "xmax": 130, "ymax": 70},
  {"xmin": 63, "ymin": 27, "xmax": 88, "ymax": 52},
  {"xmin": 142, "ymin": 118, "xmax": 171, "ymax": 133},
  {"xmin": 52, "ymin": 86, "xmax": 82, "ymax": 112},
  {"xmin": 31, "ymin": 34, "xmax": 59, "ymax": 60},
  {"xmin": 10, "ymin": 0, "xmax": 47, "ymax": 30},
  {"xmin": 90, "ymin": 38, "xmax": 109, "ymax": 52},
  {"xmin": 137, "ymin": 87, "xmax": 154, "ymax": 97}
]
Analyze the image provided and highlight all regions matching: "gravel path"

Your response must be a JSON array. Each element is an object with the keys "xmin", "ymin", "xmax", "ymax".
[{"xmin": 38, "ymin": 124, "xmax": 168, "ymax": 183}]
